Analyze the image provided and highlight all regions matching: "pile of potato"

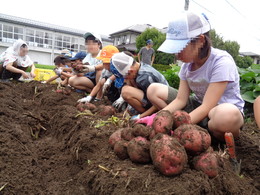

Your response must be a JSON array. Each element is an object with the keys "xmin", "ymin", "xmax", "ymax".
[{"xmin": 109, "ymin": 110, "xmax": 218, "ymax": 178}]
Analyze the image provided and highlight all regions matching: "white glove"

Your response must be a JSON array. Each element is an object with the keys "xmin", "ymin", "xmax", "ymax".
[
  {"xmin": 54, "ymin": 67, "xmax": 63, "ymax": 76},
  {"xmin": 102, "ymin": 78, "xmax": 112, "ymax": 94},
  {"xmin": 82, "ymin": 65, "xmax": 95, "ymax": 73},
  {"xmin": 41, "ymin": 81, "xmax": 47, "ymax": 84},
  {"xmin": 112, "ymin": 96, "xmax": 125, "ymax": 109},
  {"xmin": 77, "ymin": 96, "xmax": 93, "ymax": 103}
]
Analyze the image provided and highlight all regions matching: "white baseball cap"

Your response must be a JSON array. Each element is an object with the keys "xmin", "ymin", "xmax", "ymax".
[
  {"xmin": 111, "ymin": 52, "xmax": 134, "ymax": 76},
  {"xmin": 158, "ymin": 11, "xmax": 211, "ymax": 54},
  {"xmin": 83, "ymin": 32, "xmax": 103, "ymax": 44}
]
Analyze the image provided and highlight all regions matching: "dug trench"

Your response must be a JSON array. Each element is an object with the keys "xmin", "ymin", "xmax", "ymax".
[{"xmin": 0, "ymin": 81, "xmax": 259, "ymax": 195}]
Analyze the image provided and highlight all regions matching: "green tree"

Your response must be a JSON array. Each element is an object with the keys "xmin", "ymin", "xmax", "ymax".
[
  {"xmin": 236, "ymin": 56, "xmax": 253, "ymax": 68},
  {"xmin": 136, "ymin": 28, "xmax": 174, "ymax": 65},
  {"xmin": 210, "ymin": 29, "xmax": 241, "ymax": 65}
]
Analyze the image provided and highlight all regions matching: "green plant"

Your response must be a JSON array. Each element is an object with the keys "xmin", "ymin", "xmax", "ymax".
[
  {"xmin": 153, "ymin": 64, "xmax": 171, "ymax": 72},
  {"xmin": 26, "ymin": 64, "xmax": 55, "ymax": 72},
  {"xmin": 160, "ymin": 64, "xmax": 181, "ymax": 89},
  {"xmin": 238, "ymin": 64, "xmax": 260, "ymax": 103}
]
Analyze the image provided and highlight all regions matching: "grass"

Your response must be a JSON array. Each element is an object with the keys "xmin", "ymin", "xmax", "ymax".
[{"xmin": 26, "ymin": 64, "xmax": 55, "ymax": 72}]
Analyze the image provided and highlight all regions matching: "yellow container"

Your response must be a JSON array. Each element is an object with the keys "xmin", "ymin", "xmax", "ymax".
[{"xmin": 34, "ymin": 68, "xmax": 56, "ymax": 82}]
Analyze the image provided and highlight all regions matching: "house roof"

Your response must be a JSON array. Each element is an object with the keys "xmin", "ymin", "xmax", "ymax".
[
  {"xmin": 110, "ymin": 24, "xmax": 165, "ymax": 36},
  {"xmin": 240, "ymin": 52, "xmax": 260, "ymax": 57},
  {"xmin": 0, "ymin": 13, "xmax": 112, "ymax": 42}
]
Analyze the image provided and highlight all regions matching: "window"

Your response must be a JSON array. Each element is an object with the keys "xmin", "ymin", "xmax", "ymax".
[
  {"xmin": 122, "ymin": 35, "xmax": 126, "ymax": 44},
  {"xmin": 63, "ymin": 36, "xmax": 71, "ymax": 49},
  {"xmin": 26, "ymin": 29, "xmax": 35, "ymax": 45},
  {"xmin": 0, "ymin": 24, "xmax": 2, "ymax": 41},
  {"xmin": 44, "ymin": 32, "xmax": 53, "ymax": 48},
  {"xmin": 71, "ymin": 37, "xmax": 79, "ymax": 52},
  {"xmin": 2, "ymin": 24, "xmax": 14, "ymax": 43},
  {"xmin": 54, "ymin": 34, "xmax": 63, "ymax": 50},
  {"xmin": 35, "ymin": 30, "xmax": 44, "ymax": 47}
]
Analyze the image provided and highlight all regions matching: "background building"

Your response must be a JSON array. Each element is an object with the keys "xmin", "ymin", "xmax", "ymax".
[
  {"xmin": 240, "ymin": 52, "xmax": 260, "ymax": 64},
  {"xmin": 110, "ymin": 24, "xmax": 167, "ymax": 53},
  {"xmin": 0, "ymin": 13, "xmax": 113, "ymax": 65}
]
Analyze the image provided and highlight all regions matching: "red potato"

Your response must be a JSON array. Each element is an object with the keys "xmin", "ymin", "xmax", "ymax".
[
  {"xmin": 108, "ymin": 129, "xmax": 123, "ymax": 148},
  {"xmin": 121, "ymin": 128, "xmax": 135, "ymax": 141},
  {"xmin": 132, "ymin": 124, "xmax": 151, "ymax": 139},
  {"xmin": 193, "ymin": 148, "xmax": 219, "ymax": 178},
  {"xmin": 149, "ymin": 129, "xmax": 156, "ymax": 140},
  {"xmin": 97, "ymin": 105, "xmax": 116, "ymax": 116},
  {"xmin": 127, "ymin": 136, "xmax": 151, "ymax": 164},
  {"xmin": 84, "ymin": 102, "xmax": 97, "ymax": 111},
  {"xmin": 150, "ymin": 133, "xmax": 188, "ymax": 176},
  {"xmin": 76, "ymin": 102, "xmax": 86, "ymax": 112},
  {"xmin": 173, "ymin": 124, "xmax": 211, "ymax": 155},
  {"xmin": 152, "ymin": 110, "xmax": 173, "ymax": 135},
  {"xmin": 172, "ymin": 110, "xmax": 191, "ymax": 129},
  {"xmin": 114, "ymin": 140, "xmax": 129, "ymax": 160}
]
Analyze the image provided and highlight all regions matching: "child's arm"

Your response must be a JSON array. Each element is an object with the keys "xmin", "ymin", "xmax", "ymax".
[
  {"xmin": 30, "ymin": 64, "xmax": 36, "ymax": 78},
  {"xmin": 61, "ymin": 71, "xmax": 73, "ymax": 78},
  {"xmin": 6, "ymin": 62, "xmax": 29, "ymax": 79},
  {"xmin": 46, "ymin": 75, "xmax": 59, "ymax": 83},
  {"xmin": 62, "ymin": 67, "xmax": 73, "ymax": 72},
  {"xmin": 89, "ymin": 78, "xmax": 106, "ymax": 97}
]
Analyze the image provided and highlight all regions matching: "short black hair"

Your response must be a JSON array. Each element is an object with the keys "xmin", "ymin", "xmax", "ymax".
[
  {"xmin": 85, "ymin": 35, "xmax": 102, "ymax": 49},
  {"xmin": 21, "ymin": 44, "xmax": 27, "ymax": 48},
  {"xmin": 54, "ymin": 56, "xmax": 67, "ymax": 65},
  {"xmin": 123, "ymin": 51, "xmax": 136, "ymax": 65}
]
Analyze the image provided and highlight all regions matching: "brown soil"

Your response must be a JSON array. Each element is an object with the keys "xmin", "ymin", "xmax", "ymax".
[{"xmin": 0, "ymin": 81, "xmax": 259, "ymax": 195}]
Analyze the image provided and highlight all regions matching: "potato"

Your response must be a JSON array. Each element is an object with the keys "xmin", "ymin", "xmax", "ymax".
[
  {"xmin": 108, "ymin": 129, "xmax": 123, "ymax": 148},
  {"xmin": 152, "ymin": 110, "xmax": 173, "ymax": 135},
  {"xmin": 172, "ymin": 110, "xmax": 191, "ymax": 129},
  {"xmin": 193, "ymin": 148, "xmax": 219, "ymax": 178},
  {"xmin": 132, "ymin": 124, "xmax": 150, "ymax": 139},
  {"xmin": 173, "ymin": 124, "xmax": 211, "ymax": 155},
  {"xmin": 84, "ymin": 102, "xmax": 97, "ymax": 111},
  {"xmin": 76, "ymin": 102, "xmax": 86, "ymax": 112},
  {"xmin": 127, "ymin": 137, "xmax": 151, "ymax": 164},
  {"xmin": 121, "ymin": 128, "xmax": 135, "ymax": 141},
  {"xmin": 150, "ymin": 133, "xmax": 188, "ymax": 176},
  {"xmin": 98, "ymin": 105, "xmax": 116, "ymax": 116},
  {"xmin": 114, "ymin": 140, "xmax": 129, "ymax": 160}
]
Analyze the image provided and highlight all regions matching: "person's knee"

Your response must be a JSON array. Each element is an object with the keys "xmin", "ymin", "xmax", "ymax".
[
  {"xmin": 147, "ymin": 83, "xmax": 158, "ymax": 101},
  {"xmin": 208, "ymin": 103, "xmax": 243, "ymax": 138},
  {"xmin": 121, "ymin": 86, "xmax": 132, "ymax": 100}
]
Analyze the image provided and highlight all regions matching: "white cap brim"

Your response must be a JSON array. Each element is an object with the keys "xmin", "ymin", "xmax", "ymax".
[{"xmin": 158, "ymin": 39, "xmax": 191, "ymax": 54}]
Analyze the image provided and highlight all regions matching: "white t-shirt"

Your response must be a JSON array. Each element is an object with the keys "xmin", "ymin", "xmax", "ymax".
[
  {"xmin": 0, "ymin": 39, "xmax": 33, "ymax": 68},
  {"xmin": 82, "ymin": 51, "xmax": 102, "ymax": 68},
  {"xmin": 179, "ymin": 47, "xmax": 244, "ymax": 112}
]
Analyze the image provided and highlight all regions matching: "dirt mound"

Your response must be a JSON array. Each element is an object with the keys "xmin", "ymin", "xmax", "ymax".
[{"xmin": 0, "ymin": 81, "xmax": 259, "ymax": 194}]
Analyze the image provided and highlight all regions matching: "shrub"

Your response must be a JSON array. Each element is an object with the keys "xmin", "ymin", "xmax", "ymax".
[
  {"xmin": 238, "ymin": 64, "xmax": 260, "ymax": 103},
  {"xmin": 160, "ymin": 64, "xmax": 181, "ymax": 89}
]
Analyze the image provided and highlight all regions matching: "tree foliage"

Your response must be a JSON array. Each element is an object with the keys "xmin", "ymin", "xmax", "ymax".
[{"xmin": 136, "ymin": 28, "xmax": 174, "ymax": 65}]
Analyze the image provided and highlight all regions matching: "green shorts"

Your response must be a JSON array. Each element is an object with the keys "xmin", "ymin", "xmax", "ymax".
[{"xmin": 166, "ymin": 86, "xmax": 209, "ymax": 129}]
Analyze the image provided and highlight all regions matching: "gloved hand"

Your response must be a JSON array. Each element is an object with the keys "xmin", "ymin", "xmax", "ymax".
[
  {"xmin": 135, "ymin": 113, "xmax": 157, "ymax": 127},
  {"xmin": 112, "ymin": 96, "xmax": 125, "ymax": 110},
  {"xmin": 130, "ymin": 114, "xmax": 140, "ymax": 121},
  {"xmin": 77, "ymin": 96, "xmax": 93, "ymax": 103},
  {"xmin": 82, "ymin": 65, "xmax": 95, "ymax": 73},
  {"xmin": 54, "ymin": 67, "xmax": 63, "ymax": 76},
  {"xmin": 41, "ymin": 81, "xmax": 47, "ymax": 84},
  {"xmin": 102, "ymin": 78, "xmax": 112, "ymax": 94}
]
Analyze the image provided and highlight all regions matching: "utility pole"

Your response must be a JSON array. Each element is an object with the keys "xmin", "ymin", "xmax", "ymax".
[{"xmin": 184, "ymin": 0, "xmax": 189, "ymax": 10}]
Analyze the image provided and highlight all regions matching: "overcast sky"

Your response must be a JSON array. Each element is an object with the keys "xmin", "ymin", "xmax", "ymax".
[{"xmin": 1, "ymin": 0, "xmax": 260, "ymax": 54}]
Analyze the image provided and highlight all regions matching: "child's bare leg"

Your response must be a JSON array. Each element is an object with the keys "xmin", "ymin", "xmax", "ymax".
[{"xmin": 208, "ymin": 103, "xmax": 244, "ymax": 141}]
